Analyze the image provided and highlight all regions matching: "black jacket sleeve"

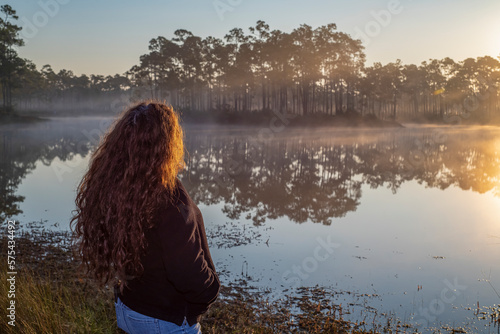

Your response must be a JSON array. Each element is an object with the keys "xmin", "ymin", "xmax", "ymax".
[{"xmin": 156, "ymin": 193, "xmax": 220, "ymax": 313}]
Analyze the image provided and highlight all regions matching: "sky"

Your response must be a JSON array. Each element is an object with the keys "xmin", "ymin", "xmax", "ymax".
[{"xmin": 11, "ymin": 0, "xmax": 500, "ymax": 77}]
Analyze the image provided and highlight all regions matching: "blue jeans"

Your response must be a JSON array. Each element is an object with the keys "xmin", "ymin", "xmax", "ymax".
[{"xmin": 115, "ymin": 297, "xmax": 202, "ymax": 334}]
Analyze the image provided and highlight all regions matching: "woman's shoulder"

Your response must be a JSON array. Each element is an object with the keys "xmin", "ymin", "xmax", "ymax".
[
  {"xmin": 173, "ymin": 178, "xmax": 191, "ymax": 201},
  {"xmin": 154, "ymin": 178, "xmax": 199, "ymax": 227}
]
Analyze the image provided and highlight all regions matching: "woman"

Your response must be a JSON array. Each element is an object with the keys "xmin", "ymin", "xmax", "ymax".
[{"xmin": 71, "ymin": 101, "xmax": 220, "ymax": 333}]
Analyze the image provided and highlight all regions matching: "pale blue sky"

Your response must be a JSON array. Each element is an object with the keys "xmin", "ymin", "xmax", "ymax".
[{"xmin": 12, "ymin": 0, "xmax": 500, "ymax": 76}]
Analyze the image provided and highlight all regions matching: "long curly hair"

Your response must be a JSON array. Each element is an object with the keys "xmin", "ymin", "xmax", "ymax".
[{"xmin": 70, "ymin": 101, "xmax": 185, "ymax": 292}]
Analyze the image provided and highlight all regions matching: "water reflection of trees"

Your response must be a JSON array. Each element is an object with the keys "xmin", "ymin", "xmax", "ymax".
[
  {"xmin": 180, "ymin": 128, "xmax": 500, "ymax": 225},
  {"xmin": 1, "ymin": 122, "xmax": 499, "ymax": 225},
  {"xmin": 0, "ymin": 119, "xmax": 106, "ymax": 223},
  {"xmin": 0, "ymin": 133, "xmax": 26, "ymax": 222}
]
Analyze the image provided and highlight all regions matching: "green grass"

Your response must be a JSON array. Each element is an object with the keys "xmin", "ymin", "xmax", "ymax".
[
  {"xmin": 0, "ymin": 265, "xmax": 117, "ymax": 333},
  {"xmin": 0, "ymin": 225, "xmax": 117, "ymax": 334}
]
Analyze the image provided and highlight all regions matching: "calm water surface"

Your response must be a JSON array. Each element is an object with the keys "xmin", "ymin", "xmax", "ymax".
[{"xmin": 1, "ymin": 117, "xmax": 499, "ymax": 333}]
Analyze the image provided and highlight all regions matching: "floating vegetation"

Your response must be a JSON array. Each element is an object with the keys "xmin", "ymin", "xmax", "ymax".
[
  {"xmin": 472, "ymin": 304, "xmax": 500, "ymax": 326},
  {"xmin": 1, "ymin": 220, "xmax": 498, "ymax": 333},
  {"xmin": 206, "ymin": 221, "xmax": 273, "ymax": 249},
  {"xmin": 0, "ymin": 220, "xmax": 393, "ymax": 333}
]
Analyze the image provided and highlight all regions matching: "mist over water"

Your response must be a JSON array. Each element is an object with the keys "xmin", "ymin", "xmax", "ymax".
[{"xmin": 1, "ymin": 116, "xmax": 500, "ymax": 332}]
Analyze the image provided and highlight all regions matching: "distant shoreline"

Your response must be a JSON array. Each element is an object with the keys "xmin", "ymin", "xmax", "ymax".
[
  {"xmin": 7, "ymin": 108, "xmax": 404, "ymax": 128},
  {"xmin": 6, "ymin": 108, "xmax": 500, "ymax": 128},
  {"xmin": 0, "ymin": 112, "xmax": 49, "ymax": 125}
]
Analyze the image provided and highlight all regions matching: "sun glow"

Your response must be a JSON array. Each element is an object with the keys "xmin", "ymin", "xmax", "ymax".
[{"xmin": 488, "ymin": 23, "xmax": 500, "ymax": 59}]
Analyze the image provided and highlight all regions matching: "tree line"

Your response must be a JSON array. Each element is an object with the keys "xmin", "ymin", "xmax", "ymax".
[{"xmin": 1, "ymin": 4, "xmax": 499, "ymax": 122}]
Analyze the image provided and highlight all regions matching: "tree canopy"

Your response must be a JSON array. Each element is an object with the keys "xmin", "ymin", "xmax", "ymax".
[{"xmin": 1, "ymin": 3, "xmax": 499, "ymax": 123}]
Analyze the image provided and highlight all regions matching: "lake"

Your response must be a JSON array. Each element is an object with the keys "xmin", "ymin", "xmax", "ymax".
[{"xmin": 1, "ymin": 116, "xmax": 499, "ymax": 333}]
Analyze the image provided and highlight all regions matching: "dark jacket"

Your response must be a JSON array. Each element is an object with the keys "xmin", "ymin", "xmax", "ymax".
[{"xmin": 115, "ymin": 179, "xmax": 220, "ymax": 326}]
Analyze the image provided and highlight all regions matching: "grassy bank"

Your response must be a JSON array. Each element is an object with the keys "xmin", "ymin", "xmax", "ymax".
[{"xmin": 0, "ymin": 222, "xmax": 411, "ymax": 333}]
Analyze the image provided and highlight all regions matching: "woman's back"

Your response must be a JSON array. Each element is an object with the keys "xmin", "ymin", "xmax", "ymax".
[
  {"xmin": 71, "ymin": 102, "xmax": 219, "ymax": 333},
  {"xmin": 116, "ymin": 178, "xmax": 220, "ymax": 327}
]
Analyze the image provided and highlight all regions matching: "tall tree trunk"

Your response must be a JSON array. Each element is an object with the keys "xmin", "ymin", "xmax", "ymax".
[
  {"xmin": 301, "ymin": 82, "xmax": 309, "ymax": 115},
  {"xmin": 393, "ymin": 93, "xmax": 397, "ymax": 119}
]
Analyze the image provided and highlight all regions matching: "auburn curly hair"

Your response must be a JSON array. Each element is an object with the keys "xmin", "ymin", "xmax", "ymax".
[{"xmin": 70, "ymin": 101, "xmax": 185, "ymax": 292}]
